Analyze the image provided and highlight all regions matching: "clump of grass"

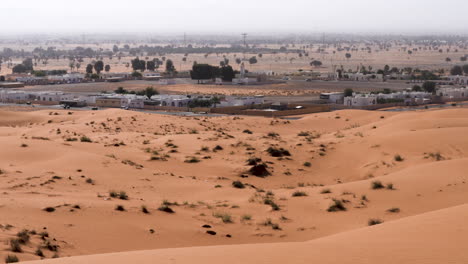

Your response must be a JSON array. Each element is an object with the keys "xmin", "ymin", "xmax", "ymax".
[
  {"xmin": 297, "ymin": 131, "xmax": 310, "ymax": 136},
  {"xmin": 264, "ymin": 198, "xmax": 280, "ymax": 211},
  {"xmin": 85, "ymin": 178, "xmax": 94, "ymax": 184},
  {"xmin": 141, "ymin": 205, "xmax": 150, "ymax": 214},
  {"xmin": 292, "ymin": 191, "xmax": 308, "ymax": 197},
  {"xmin": 243, "ymin": 129, "xmax": 253, "ymax": 134},
  {"xmin": 261, "ymin": 218, "xmax": 281, "ymax": 230},
  {"xmin": 109, "ymin": 190, "xmax": 128, "ymax": 200},
  {"xmin": 386, "ymin": 183, "xmax": 395, "ymax": 190},
  {"xmin": 394, "ymin": 154, "xmax": 404, "ymax": 162},
  {"xmin": 35, "ymin": 247, "xmax": 44, "ymax": 257},
  {"xmin": 247, "ymin": 157, "xmax": 262, "ymax": 165},
  {"xmin": 16, "ymin": 230, "xmax": 30, "ymax": 244},
  {"xmin": 241, "ymin": 214, "xmax": 252, "ymax": 221},
  {"xmin": 327, "ymin": 199, "xmax": 346, "ymax": 212},
  {"xmin": 213, "ymin": 212, "xmax": 233, "ymax": 223},
  {"xmin": 20, "ymin": 143, "xmax": 28, "ymax": 148},
  {"xmin": 115, "ymin": 205, "xmax": 125, "ymax": 211},
  {"xmin": 213, "ymin": 145, "xmax": 223, "ymax": 151},
  {"xmin": 368, "ymin": 218, "xmax": 383, "ymax": 226},
  {"xmin": 80, "ymin": 136, "xmax": 92, "ymax": 143},
  {"xmin": 232, "ymin": 181, "xmax": 245, "ymax": 189},
  {"xmin": 371, "ymin": 181, "xmax": 385, "ymax": 190},
  {"xmin": 266, "ymin": 147, "xmax": 291, "ymax": 157},
  {"xmin": 158, "ymin": 203, "xmax": 175, "ymax": 213},
  {"xmin": 267, "ymin": 132, "xmax": 279, "ymax": 138},
  {"xmin": 184, "ymin": 156, "xmax": 200, "ymax": 163},
  {"xmin": 320, "ymin": 188, "xmax": 332, "ymax": 194},
  {"xmin": 387, "ymin": 207, "xmax": 400, "ymax": 213},
  {"xmin": 5, "ymin": 254, "xmax": 19, "ymax": 263},
  {"xmin": 9, "ymin": 239, "xmax": 22, "ymax": 252},
  {"xmin": 303, "ymin": 161, "xmax": 311, "ymax": 167}
]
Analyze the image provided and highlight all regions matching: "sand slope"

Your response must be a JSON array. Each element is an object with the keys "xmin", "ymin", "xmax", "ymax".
[{"xmin": 24, "ymin": 203, "xmax": 468, "ymax": 264}]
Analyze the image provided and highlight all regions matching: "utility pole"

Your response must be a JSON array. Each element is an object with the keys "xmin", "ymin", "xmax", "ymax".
[
  {"xmin": 242, "ymin": 33, "xmax": 248, "ymax": 48},
  {"xmin": 183, "ymin": 32, "xmax": 187, "ymax": 48}
]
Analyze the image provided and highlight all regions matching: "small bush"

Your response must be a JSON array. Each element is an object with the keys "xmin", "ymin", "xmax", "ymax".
[
  {"xmin": 35, "ymin": 247, "xmax": 44, "ymax": 257},
  {"xmin": 368, "ymin": 218, "xmax": 383, "ymax": 226},
  {"xmin": 261, "ymin": 218, "xmax": 281, "ymax": 230},
  {"xmin": 267, "ymin": 132, "xmax": 279, "ymax": 138},
  {"xmin": 242, "ymin": 129, "xmax": 253, "ymax": 134},
  {"xmin": 109, "ymin": 190, "xmax": 128, "ymax": 200},
  {"xmin": 5, "ymin": 255, "xmax": 19, "ymax": 263},
  {"xmin": 371, "ymin": 181, "xmax": 385, "ymax": 190},
  {"xmin": 9, "ymin": 239, "xmax": 22, "ymax": 252},
  {"xmin": 20, "ymin": 143, "xmax": 28, "ymax": 148},
  {"xmin": 241, "ymin": 214, "xmax": 252, "ymax": 221},
  {"xmin": 184, "ymin": 156, "xmax": 200, "ymax": 163},
  {"xmin": 158, "ymin": 204, "xmax": 175, "ymax": 213},
  {"xmin": 267, "ymin": 147, "xmax": 291, "ymax": 157},
  {"xmin": 303, "ymin": 162, "xmax": 311, "ymax": 167},
  {"xmin": 213, "ymin": 145, "xmax": 223, "ymax": 151},
  {"xmin": 387, "ymin": 207, "xmax": 400, "ymax": 213},
  {"xmin": 141, "ymin": 205, "xmax": 150, "ymax": 214},
  {"xmin": 80, "ymin": 136, "xmax": 92, "ymax": 143},
  {"xmin": 246, "ymin": 157, "xmax": 262, "ymax": 165},
  {"xmin": 16, "ymin": 230, "xmax": 30, "ymax": 244},
  {"xmin": 43, "ymin": 207, "xmax": 55, "ymax": 212},
  {"xmin": 292, "ymin": 191, "xmax": 308, "ymax": 197},
  {"xmin": 394, "ymin": 154, "xmax": 404, "ymax": 162},
  {"xmin": 115, "ymin": 205, "xmax": 125, "ymax": 211},
  {"xmin": 264, "ymin": 199, "xmax": 280, "ymax": 211},
  {"xmin": 386, "ymin": 183, "xmax": 395, "ymax": 190},
  {"xmin": 232, "ymin": 181, "xmax": 245, "ymax": 189},
  {"xmin": 320, "ymin": 188, "xmax": 332, "ymax": 194},
  {"xmin": 327, "ymin": 199, "xmax": 346, "ymax": 212},
  {"xmin": 213, "ymin": 212, "xmax": 233, "ymax": 223}
]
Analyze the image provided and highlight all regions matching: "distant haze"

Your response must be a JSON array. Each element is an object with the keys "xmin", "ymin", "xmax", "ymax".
[{"xmin": 2, "ymin": 0, "xmax": 468, "ymax": 35}]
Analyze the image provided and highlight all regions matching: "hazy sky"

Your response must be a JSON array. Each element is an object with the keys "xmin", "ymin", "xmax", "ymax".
[{"xmin": 1, "ymin": 0, "xmax": 468, "ymax": 34}]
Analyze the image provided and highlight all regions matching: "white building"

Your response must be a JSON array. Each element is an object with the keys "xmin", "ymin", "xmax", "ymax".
[
  {"xmin": 447, "ymin": 75, "xmax": 468, "ymax": 85},
  {"xmin": 48, "ymin": 73, "xmax": 85, "ymax": 83},
  {"xmin": 344, "ymin": 95, "xmax": 377, "ymax": 106},
  {"xmin": 320, "ymin": 92, "xmax": 344, "ymax": 104},
  {"xmin": 219, "ymin": 95, "xmax": 264, "ymax": 107},
  {"xmin": 438, "ymin": 87, "xmax": 468, "ymax": 99}
]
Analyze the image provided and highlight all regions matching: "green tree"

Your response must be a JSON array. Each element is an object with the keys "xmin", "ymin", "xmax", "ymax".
[
  {"xmin": 422, "ymin": 81, "xmax": 436, "ymax": 94},
  {"xmin": 105, "ymin": 65, "xmax": 111, "ymax": 72},
  {"xmin": 344, "ymin": 88, "xmax": 354, "ymax": 97},
  {"xmin": 190, "ymin": 64, "xmax": 215, "ymax": 83},
  {"xmin": 86, "ymin": 64, "xmax": 93, "ymax": 74},
  {"xmin": 165, "ymin": 59, "xmax": 175, "ymax": 74},
  {"xmin": 310, "ymin": 60, "xmax": 322, "ymax": 67},
  {"xmin": 463, "ymin": 64, "xmax": 468, "ymax": 75},
  {"xmin": 249, "ymin": 56, "xmax": 258, "ymax": 64},
  {"xmin": 450, "ymin": 65, "xmax": 463, "ymax": 75},
  {"xmin": 94, "ymin": 60, "xmax": 104, "ymax": 74},
  {"xmin": 345, "ymin": 53, "xmax": 352, "ymax": 60},
  {"xmin": 115, "ymin": 87, "xmax": 128, "ymax": 94},
  {"xmin": 146, "ymin": 61, "xmax": 156, "ymax": 71},
  {"xmin": 220, "ymin": 65, "xmax": 235, "ymax": 82},
  {"xmin": 12, "ymin": 64, "xmax": 28, "ymax": 73},
  {"xmin": 144, "ymin": 86, "xmax": 159, "ymax": 99}
]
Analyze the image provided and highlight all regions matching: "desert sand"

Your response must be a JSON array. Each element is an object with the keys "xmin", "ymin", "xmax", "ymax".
[{"xmin": 0, "ymin": 106, "xmax": 467, "ymax": 263}]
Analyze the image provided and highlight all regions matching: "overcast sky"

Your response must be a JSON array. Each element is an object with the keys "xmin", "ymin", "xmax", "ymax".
[{"xmin": 1, "ymin": 0, "xmax": 467, "ymax": 35}]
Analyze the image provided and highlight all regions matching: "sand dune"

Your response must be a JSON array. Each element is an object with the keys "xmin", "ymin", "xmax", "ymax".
[{"xmin": 1, "ymin": 106, "xmax": 467, "ymax": 262}]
